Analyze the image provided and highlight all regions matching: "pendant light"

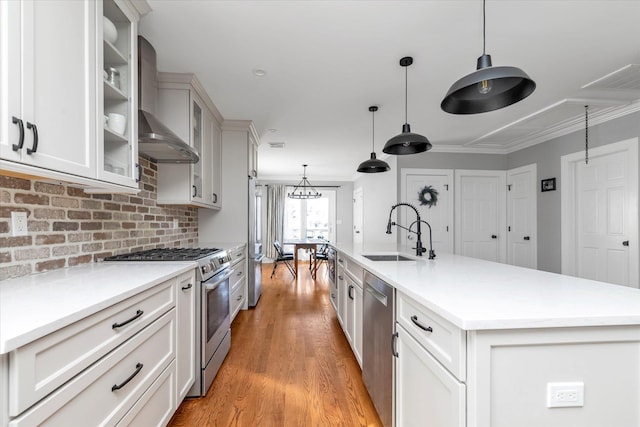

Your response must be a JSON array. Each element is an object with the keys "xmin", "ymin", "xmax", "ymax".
[
  {"xmin": 441, "ymin": 0, "xmax": 536, "ymax": 114},
  {"xmin": 357, "ymin": 106, "xmax": 390, "ymax": 173},
  {"xmin": 288, "ymin": 164, "xmax": 322, "ymax": 199},
  {"xmin": 383, "ymin": 57, "xmax": 432, "ymax": 155}
]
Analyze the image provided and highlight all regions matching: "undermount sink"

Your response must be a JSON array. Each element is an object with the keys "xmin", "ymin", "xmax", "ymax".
[{"xmin": 362, "ymin": 254, "xmax": 414, "ymax": 262}]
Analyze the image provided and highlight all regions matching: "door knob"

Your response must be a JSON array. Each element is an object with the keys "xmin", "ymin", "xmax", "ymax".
[
  {"xmin": 407, "ymin": 235, "xmax": 413, "ymax": 240},
  {"xmin": 523, "ymin": 236, "xmax": 530, "ymax": 241},
  {"xmin": 623, "ymin": 240, "xmax": 629, "ymax": 247},
  {"xmin": 491, "ymin": 235, "xmax": 497, "ymax": 239},
  {"xmin": 355, "ymin": 230, "xmax": 360, "ymax": 234}
]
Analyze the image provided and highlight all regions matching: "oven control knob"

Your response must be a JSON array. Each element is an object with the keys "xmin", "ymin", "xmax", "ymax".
[{"xmin": 202, "ymin": 263, "xmax": 211, "ymax": 274}]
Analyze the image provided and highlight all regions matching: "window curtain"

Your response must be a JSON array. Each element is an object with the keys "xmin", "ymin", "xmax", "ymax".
[{"xmin": 265, "ymin": 184, "xmax": 286, "ymax": 259}]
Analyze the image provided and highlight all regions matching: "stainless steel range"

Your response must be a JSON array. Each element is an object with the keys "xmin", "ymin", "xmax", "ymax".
[{"xmin": 105, "ymin": 247, "xmax": 233, "ymax": 397}]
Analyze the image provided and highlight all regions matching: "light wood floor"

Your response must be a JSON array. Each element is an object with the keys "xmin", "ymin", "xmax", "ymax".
[{"xmin": 168, "ymin": 262, "xmax": 382, "ymax": 427}]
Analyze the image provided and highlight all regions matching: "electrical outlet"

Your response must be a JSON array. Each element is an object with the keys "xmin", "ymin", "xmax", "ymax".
[
  {"xmin": 547, "ymin": 382, "xmax": 584, "ymax": 408},
  {"xmin": 11, "ymin": 211, "xmax": 28, "ymax": 237}
]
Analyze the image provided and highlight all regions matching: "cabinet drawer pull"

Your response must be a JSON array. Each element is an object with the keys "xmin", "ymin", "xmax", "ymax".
[
  {"xmin": 348, "ymin": 284, "xmax": 354, "ymax": 300},
  {"xmin": 338, "ymin": 275, "xmax": 344, "ymax": 280},
  {"xmin": 192, "ymin": 185, "xmax": 197, "ymax": 198},
  {"xmin": 111, "ymin": 362, "xmax": 143, "ymax": 392},
  {"xmin": 410, "ymin": 315, "xmax": 433, "ymax": 333},
  {"xmin": 12, "ymin": 117, "xmax": 24, "ymax": 151},
  {"xmin": 391, "ymin": 332, "xmax": 399, "ymax": 357},
  {"xmin": 213, "ymin": 193, "xmax": 218, "ymax": 203},
  {"xmin": 26, "ymin": 122, "xmax": 38, "ymax": 154},
  {"xmin": 136, "ymin": 163, "xmax": 142, "ymax": 182},
  {"xmin": 112, "ymin": 309, "xmax": 144, "ymax": 329},
  {"xmin": 236, "ymin": 295, "xmax": 243, "ymax": 301},
  {"xmin": 181, "ymin": 283, "xmax": 193, "ymax": 290}
]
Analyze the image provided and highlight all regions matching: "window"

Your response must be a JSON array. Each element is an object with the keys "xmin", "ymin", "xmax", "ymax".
[{"xmin": 284, "ymin": 189, "xmax": 336, "ymax": 242}]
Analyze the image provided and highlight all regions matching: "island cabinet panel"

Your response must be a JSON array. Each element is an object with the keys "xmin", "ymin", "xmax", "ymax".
[
  {"xmin": 466, "ymin": 326, "xmax": 640, "ymax": 427},
  {"xmin": 8, "ymin": 280, "xmax": 175, "ymax": 416},
  {"xmin": 396, "ymin": 324, "xmax": 465, "ymax": 427},
  {"xmin": 8, "ymin": 310, "xmax": 175, "ymax": 427}
]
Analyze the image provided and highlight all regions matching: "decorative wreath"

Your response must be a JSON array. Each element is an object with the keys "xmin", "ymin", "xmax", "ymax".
[{"xmin": 418, "ymin": 185, "xmax": 438, "ymax": 208}]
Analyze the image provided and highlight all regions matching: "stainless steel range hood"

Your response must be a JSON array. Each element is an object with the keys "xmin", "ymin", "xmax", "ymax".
[{"xmin": 137, "ymin": 36, "xmax": 199, "ymax": 163}]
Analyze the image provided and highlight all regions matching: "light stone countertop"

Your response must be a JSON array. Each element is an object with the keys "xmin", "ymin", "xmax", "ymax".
[
  {"xmin": 0, "ymin": 262, "xmax": 195, "ymax": 354},
  {"xmin": 335, "ymin": 244, "xmax": 640, "ymax": 331}
]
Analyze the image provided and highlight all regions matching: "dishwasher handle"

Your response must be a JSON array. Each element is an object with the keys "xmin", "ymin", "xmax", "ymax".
[{"xmin": 365, "ymin": 283, "xmax": 388, "ymax": 306}]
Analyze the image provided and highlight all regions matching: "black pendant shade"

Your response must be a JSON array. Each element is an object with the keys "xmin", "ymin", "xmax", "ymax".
[
  {"xmin": 358, "ymin": 106, "xmax": 390, "ymax": 173},
  {"xmin": 441, "ymin": 0, "xmax": 536, "ymax": 115},
  {"xmin": 383, "ymin": 123, "xmax": 432, "ymax": 155},
  {"xmin": 441, "ymin": 54, "xmax": 536, "ymax": 114},
  {"xmin": 383, "ymin": 57, "xmax": 432, "ymax": 155}
]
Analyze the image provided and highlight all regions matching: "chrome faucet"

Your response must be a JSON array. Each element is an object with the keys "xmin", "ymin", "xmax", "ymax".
[{"xmin": 386, "ymin": 202, "xmax": 436, "ymax": 259}]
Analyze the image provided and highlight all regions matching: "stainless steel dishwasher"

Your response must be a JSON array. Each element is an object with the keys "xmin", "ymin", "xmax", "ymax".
[{"xmin": 363, "ymin": 271, "xmax": 395, "ymax": 427}]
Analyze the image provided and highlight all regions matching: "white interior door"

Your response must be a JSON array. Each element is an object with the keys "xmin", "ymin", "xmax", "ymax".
[
  {"xmin": 401, "ymin": 169, "xmax": 453, "ymax": 255},
  {"xmin": 507, "ymin": 164, "xmax": 537, "ymax": 269},
  {"xmin": 353, "ymin": 187, "xmax": 363, "ymax": 245},
  {"xmin": 561, "ymin": 138, "xmax": 638, "ymax": 287},
  {"xmin": 455, "ymin": 170, "xmax": 507, "ymax": 263}
]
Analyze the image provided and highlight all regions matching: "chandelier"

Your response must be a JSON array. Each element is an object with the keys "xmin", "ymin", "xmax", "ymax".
[{"xmin": 288, "ymin": 164, "xmax": 322, "ymax": 199}]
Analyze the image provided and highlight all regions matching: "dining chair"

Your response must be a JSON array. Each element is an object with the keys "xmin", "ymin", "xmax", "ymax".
[
  {"xmin": 271, "ymin": 240, "xmax": 296, "ymax": 278},
  {"xmin": 310, "ymin": 242, "xmax": 329, "ymax": 277}
]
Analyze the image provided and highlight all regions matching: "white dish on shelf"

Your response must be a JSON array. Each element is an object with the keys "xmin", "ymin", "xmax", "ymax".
[
  {"xmin": 108, "ymin": 113, "xmax": 126, "ymax": 135},
  {"xmin": 103, "ymin": 17, "xmax": 118, "ymax": 44}
]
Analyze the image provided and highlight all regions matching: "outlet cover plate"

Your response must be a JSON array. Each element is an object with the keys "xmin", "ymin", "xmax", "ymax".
[
  {"xmin": 11, "ymin": 212, "xmax": 28, "ymax": 237},
  {"xmin": 547, "ymin": 382, "xmax": 584, "ymax": 408}
]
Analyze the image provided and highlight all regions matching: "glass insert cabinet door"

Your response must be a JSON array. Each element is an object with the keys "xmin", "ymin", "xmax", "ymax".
[{"xmin": 191, "ymin": 98, "xmax": 203, "ymax": 200}]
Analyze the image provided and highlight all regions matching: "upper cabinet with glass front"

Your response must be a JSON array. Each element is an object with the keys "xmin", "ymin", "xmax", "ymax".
[
  {"xmin": 156, "ymin": 73, "xmax": 224, "ymax": 209},
  {"xmin": 0, "ymin": 0, "xmax": 148, "ymax": 192},
  {"xmin": 98, "ymin": 0, "xmax": 143, "ymax": 188}
]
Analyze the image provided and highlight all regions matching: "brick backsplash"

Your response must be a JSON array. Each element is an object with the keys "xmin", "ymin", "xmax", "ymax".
[{"xmin": 0, "ymin": 158, "xmax": 198, "ymax": 280}]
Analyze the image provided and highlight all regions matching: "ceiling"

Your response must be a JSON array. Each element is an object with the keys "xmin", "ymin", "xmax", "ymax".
[{"xmin": 138, "ymin": 1, "xmax": 640, "ymax": 181}]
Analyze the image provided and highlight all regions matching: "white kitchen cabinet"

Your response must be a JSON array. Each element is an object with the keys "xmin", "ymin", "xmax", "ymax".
[
  {"xmin": 248, "ymin": 133, "xmax": 259, "ymax": 178},
  {"xmin": 8, "ymin": 310, "xmax": 176, "ymax": 426},
  {"xmin": 229, "ymin": 244, "xmax": 247, "ymax": 322},
  {"xmin": 336, "ymin": 263, "xmax": 347, "ymax": 327},
  {"xmin": 345, "ymin": 272, "xmax": 363, "ymax": 367},
  {"xmin": 156, "ymin": 73, "xmax": 223, "ymax": 209},
  {"xmin": 395, "ymin": 323, "xmax": 466, "ymax": 427},
  {"xmin": 0, "ymin": 0, "xmax": 96, "ymax": 177},
  {"xmin": 97, "ymin": 0, "xmax": 140, "ymax": 188},
  {"xmin": 0, "ymin": 0, "xmax": 144, "ymax": 192},
  {"xmin": 175, "ymin": 271, "xmax": 196, "ymax": 402}
]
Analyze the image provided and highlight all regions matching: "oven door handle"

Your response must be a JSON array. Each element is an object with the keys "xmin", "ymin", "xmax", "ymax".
[{"xmin": 203, "ymin": 269, "xmax": 235, "ymax": 291}]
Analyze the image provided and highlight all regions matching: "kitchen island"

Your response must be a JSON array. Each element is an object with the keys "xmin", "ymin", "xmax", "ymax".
[{"xmin": 332, "ymin": 244, "xmax": 640, "ymax": 427}]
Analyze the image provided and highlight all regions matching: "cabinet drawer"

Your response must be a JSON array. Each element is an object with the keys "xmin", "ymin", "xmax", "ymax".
[
  {"xmin": 230, "ymin": 263, "xmax": 246, "ymax": 292},
  {"xmin": 230, "ymin": 281, "xmax": 245, "ymax": 320},
  {"xmin": 9, "ymin": 279, "xmax": 176, "ymax": 416},
  {"xmin": 9, "ymin": 310, "xmax": 176, "ymax": 426},
  {"xmin": 228, "ymin": 246, "xmax": 246, "ymax": 265},
  {"xmin": 397, "ymin": 292, "xmax": 466, "ymax": 380},
  {"xmin": 345, "ymin": 260, "xmax": 363, "ymax": 283},
  {"xmin": 117, "ymin": 360, "xmax": 176, "ymax": 427}
]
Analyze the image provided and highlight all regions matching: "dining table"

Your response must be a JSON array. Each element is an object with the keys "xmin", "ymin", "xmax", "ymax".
[{"xmin": 281, "ymin": 238, "xmax": 327, "ymax": 279}]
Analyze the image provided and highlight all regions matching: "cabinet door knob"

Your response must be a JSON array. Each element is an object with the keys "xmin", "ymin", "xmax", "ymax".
[
  {"xmin": 491, "ymin": 234, "xmax": 497, "ymax": 239},
  {"xmin": 26, "ymin": 122, "xmax": 38, "ymax": 154},
  {"xmin": 523, "ymin": 236, "xmax": 530, "ymax": 241},
  {"xmin": 623, "ymin": 240, "xmax": 629, "ymax": 247},
  {"xmin": 12, "ymin": 117, "xmax": 24, "ymax": 151}
]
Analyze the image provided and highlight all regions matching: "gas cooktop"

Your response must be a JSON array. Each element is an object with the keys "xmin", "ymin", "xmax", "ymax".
[{"xmin": 104, "ymin": 248, "xmax": 222, "ymax": 261}]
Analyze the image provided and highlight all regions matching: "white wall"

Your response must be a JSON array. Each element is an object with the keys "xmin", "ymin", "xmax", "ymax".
[{"xmin": 353, "ymin": 156, "xmax": 398, "ymax": 245}]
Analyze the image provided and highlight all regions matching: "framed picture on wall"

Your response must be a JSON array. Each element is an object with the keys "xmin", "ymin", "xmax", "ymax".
[{"xmin": 541, "ymin": 178, "xmax": 556, "ymax": 192}]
